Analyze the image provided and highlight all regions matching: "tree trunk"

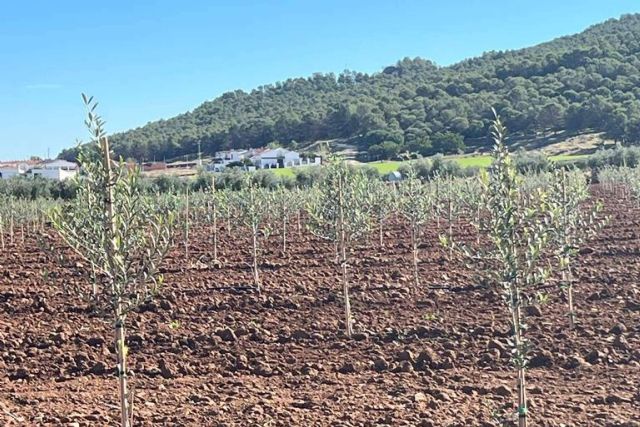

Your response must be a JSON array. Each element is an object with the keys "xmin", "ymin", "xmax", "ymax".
[
  {"xmin": 99, "ymin": 133, "xmax": 129, "ymax": 427},
  {"xmin": 517, "ymin": 366, "xmax": 528, "ymax": 427},
  {"xmin": 252, "ymin": 227, "xmax": 260, "ymax": 292},
  {"xmin": 510, "ymin": 287, "xmax": 528, "ymax": 427},
  {"xmin": 475, "ymin": 203, "xmax": 481, "ymax": 245},
  {"xmin": 565, "ymin": 267, "xmax": 576, "ymax": 330},
  {"xmin": 411, "ymin": 224, "xmax": 420, "ymax": 287},
  {"xmin": 448, "ymin": 199, "xmax": 453, "ymax": 260},
  {"xmin": 282, "ymin": 216, "xmax": 287, "ymax": 255},
  {"xmin": 211, "ymin": 176, "xmax": 218, "ymax": 263},
  {"xmin": 338, "ymin": 178, "xmax": 352, "ymax": 337},
  {"xmin": 0, "ymin": 218, "xmax": 4, "ymax": 251},
  {"xmin": 213, "ymin": 207, "xmax": 218, "ymax": 263},
  {"xmin": 338, "ymin": 208, "xmax": 352, "ymax": 337},
  {"xmin": 379, "ymin": 216, "xmax": 384, "ymax": 247},
  {"xmin": 341, "ymin": 239, "xmax": 352, "ymax": 338},
  {"xmin": 184, "ymin": 187, "xmax": 190, "ymax": 260},
  {"xmin": 115, "ymin": 317, "xmax": 130, "ymax": 427}
]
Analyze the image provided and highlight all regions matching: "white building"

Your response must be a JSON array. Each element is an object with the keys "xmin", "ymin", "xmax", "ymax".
[
  {"xmin": 209, "ymin": 149, "xmax": 250, "ymax": 172},
  {"xmin": 250, "ymin": 148, "xmax": 299, "ymax": 169},
  {"xmin": 209, "ymin": 147, "xmax": 321, "ymax": 172},
  {"xmin": 0, "ymin": 162, "xmax": 31, "ymax": 179},
  {"xmin": 28, "ymin": 160, "xmax": 79, "ymax": 181}
]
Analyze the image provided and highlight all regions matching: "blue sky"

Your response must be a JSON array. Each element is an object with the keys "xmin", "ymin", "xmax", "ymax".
[{"xmin": 1, "ymin": 0, "xmax": 638, "ymax": 160}]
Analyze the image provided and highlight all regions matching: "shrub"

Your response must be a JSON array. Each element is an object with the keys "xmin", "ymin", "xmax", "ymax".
[{"xmin": 513, "ymin": 149, "xmax": 551, "ymax": 173}]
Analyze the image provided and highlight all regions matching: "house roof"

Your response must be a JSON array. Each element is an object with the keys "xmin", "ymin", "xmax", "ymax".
[
  {"xmin": 33, "ymin": 159, "xmax": 78, "ymax": 169},
  {"xmin": 0, "ymin": 159, "xmax": 40, "ymax": 169},
  {"xmin": 251, "ymin": 148, "xmax": 299, "ymax": 160}
]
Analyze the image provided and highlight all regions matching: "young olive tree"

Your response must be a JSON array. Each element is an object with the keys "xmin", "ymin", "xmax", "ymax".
[
  {"xmin": 457, "ymin": 112, "xmax": 556, "ymax": 427},
  {"xmin": 549, "ymin": 169, "xmax": 606, "ymax": 329},
  {"xmin": 0, "ymin": 199, "xmax": 6, "ymax": 250},
  {"xmin": 307, "ymin": 158, "xmax": 370, "ymax": 337},
  {"xmin": 458, "ymin": 177, "xmax": 483, "ymax": 245},
  {"xmin": 435, "ymin": 175, "xmax": 466, "ymax": 259},
  {"xmin": 397, "ymin": 166, "xmax": 434, "ymax": 287},
  {"xmin": 230, "ymin": 175, "xmax": 272, "ymax": 291},
  {"xmin": 206, "ymin": 176, "xmax": 228, "ymax": 266},
  {"xmin": 183, "ymin": 185, "xmax": 191, "ymax": 260},
  {"xmin": 368, "ymin": 179, "xmax": 397, "ymax": 247},
  {"xmin": 272, "ymin": 185, "xmax": 302, "ymax": 255},
  {"xmin": 50, "ymin": 95, "xmax": 174, "ymax": 427}
]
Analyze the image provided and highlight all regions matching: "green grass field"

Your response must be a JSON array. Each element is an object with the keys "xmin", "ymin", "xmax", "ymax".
[
  {"xmin": 368, "ymin": 153, "xmax": 589, "ymax": 174},
  {"xmin": 264, "ymin": 153, "xmax": 589, "ymax": 177},
  {"xmin": 270, "ymin": 168, "xmax": 295, "ymax": 177}
]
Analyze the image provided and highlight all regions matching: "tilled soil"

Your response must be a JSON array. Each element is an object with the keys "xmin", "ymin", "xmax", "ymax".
[{"xmin": 0, "ymin": 187, "xmax": 638, "ymax": 426}]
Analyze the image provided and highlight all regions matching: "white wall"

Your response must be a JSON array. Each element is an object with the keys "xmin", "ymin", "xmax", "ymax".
[
  {"xmin": 29, "ymin": 168, "xmax": 77, "ymax": 181},
  {"xmin": 0, "ymin": 168, "xmax": 22, "ymax": 179}
]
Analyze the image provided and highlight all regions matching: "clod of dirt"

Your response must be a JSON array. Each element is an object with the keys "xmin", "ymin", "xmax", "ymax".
[
  {"xmin": 494, "ymin": 385, "xmax": 511, "ymax": 397},
  {"xmin": 525, "ymin": 305, "xmax": 543, "ymax": 317},
  {"xmin": 338, "ymin": 361, "xmax": 360, "ymax": 374},
  {"xmin": 414, "ymin": 392, "xmax": 428, "ymax": 402},
  {"xmin": 159, "ymin": 359, "xmax": 175, "ymax": 379},
  {"xmin": 586, "ymin": 349, "xmax": 606, "ymax": 364},
  {"xmin": 416, "ymin": 348, "xmax": 439, "ymax": 369},
  {"xmin": 565, "ymin": 354, "xmax": 588, "ymax": 369},
  {"xmin": 351, "ymin": 332, "xmax": 368, "ymax": 341},
  {"xmin": 529, "ymin": 349, "xmax": 554, "ymax": 368},
  {"xmin": 397, "ymin": 349, "xmax": 414, "ymax": 363},
  {"xmin": 88, "ymin": 361, "xmax": 107, "ymax": 375},
  {"xmin": 396, "ymin": 360, "xmax": 414, "ymax": 373},
  {"xmin": 215, "ymin": 327, "xmax": 237, "ymax": 342},
  {"xmin": 610, "ymin": 323, "xmax": 627, "ymax": 335},
  {"xmin": 86, "ymin": 336, "xmax": 105, "ymax": 347},
  {"xmin": 605, "ymin": 394, "xmax": 629, "ymax": 405},
  {"xmin": 372, "ymin": 356, "xmax": 389, "ymax": 372},
  {"xmin": 252, "ymin": 361, "xmax": 273, "ymax": 377},
  {"xmin": 290, "ymin": 329, "xmax": 310, "ymax": 340},
  {"xmin": 613, "ymin": 335, "xmax": 630, "ymax": 351},
  {"xmin": 9, "ymin": 367, "xmax": 31, "ymax": 381}
]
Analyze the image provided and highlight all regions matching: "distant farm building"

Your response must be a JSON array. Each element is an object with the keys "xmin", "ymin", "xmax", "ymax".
[
  {"xmin": 28, "ymin": 159, "xmax": 79, "ymax": 181},
  {"xmin": 209, "ymin": 148, "xmax": 321, "ymax": 172},
  {"xmin": 0, "ymin": 161, "xmax": 33, "ymax": 179},
  {"xmin": 0, "ymin": 159, "xmax": 79, "ymax": 181}
]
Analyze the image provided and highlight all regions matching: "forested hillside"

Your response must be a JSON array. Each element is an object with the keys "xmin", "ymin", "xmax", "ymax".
[{"xmin": 60, "ymin": 14, "xmax": 640, "ymax": 162}]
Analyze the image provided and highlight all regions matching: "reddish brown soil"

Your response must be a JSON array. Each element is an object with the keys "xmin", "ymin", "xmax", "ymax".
[{"xmin": 0, "ymin": 187, "xmax": 639, "ymax": 426}]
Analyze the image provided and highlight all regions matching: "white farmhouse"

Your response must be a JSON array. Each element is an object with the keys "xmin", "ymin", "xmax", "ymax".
[
  {"xmin": 209, "ymin": 149, "xmax": 250, "ymax": 172},
  {"xmin": 251, "ymin": 148, "xmax": 312, "ymax": 169},
  {"xmin": 28, "ymin": 159, "xmax": 78, "ymax": 181},
  {"xmin": 208, "ymin": 147, "xmax": 321, "ymax": 172}
]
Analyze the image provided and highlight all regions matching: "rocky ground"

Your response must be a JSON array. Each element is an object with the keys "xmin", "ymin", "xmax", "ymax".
[{"xmin": 0, "ymin": 186, "xmax": 638, "ymax": 426}]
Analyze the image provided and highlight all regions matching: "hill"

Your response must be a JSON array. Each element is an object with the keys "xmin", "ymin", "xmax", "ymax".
[{"xmin": 60, "ymin": 14, "xmax": 640, "ymax": 162}]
